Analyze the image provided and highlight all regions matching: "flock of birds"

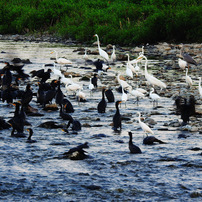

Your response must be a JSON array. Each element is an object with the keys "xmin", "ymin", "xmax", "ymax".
[{"xmin": 0, "ymin": 34, "xmax": 201, "ymax": 159}]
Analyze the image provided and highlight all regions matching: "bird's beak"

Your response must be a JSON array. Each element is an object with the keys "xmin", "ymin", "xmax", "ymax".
[{"xmin": 137, "ymin": 55, "xmax": 143, "ymax": 61}]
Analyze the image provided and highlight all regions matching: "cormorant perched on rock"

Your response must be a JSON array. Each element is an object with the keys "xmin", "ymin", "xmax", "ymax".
[
  {"xmin": 143, "ymin": 135, "xmax": 166, "ymax": 145},
  {"xmin": 61, "ymin": 142, "xmax": 89, "ymax": 160},
  {"xmin": 21, "ymin": 84, "xmax": 33, "ymax": 108},
  {"xmin": 113, "ymin": 100, "xmax": 122, "ymax": 131},
  {"xmin": 67, "ymin": 118, "xmax": 81, "ymax": 131},
  {"xmin": 55, "ymin": 79, "xmax": 64, "ymax": 105},
  {"xmin": 175, "ymin": 95, "xmax": 196, "ymax": 126},
  {"xmin": 93, "ymin": 59, "xmax": 103, "ymax": 72},
  {"xmin": 97, "ymin": 88, "xmax": 107, "ymax": 113},
  {"xmin": 59, "ymin": 104, "xmax": 73, "ymax": 121},
  {"xmin": 128, "ymin": 132, "xmax": 142, "ymax": 154},
  {"xmin": 63, "ymin": 98, "xmax": 74, "ymax": 113},
  {"xmin": 91, "ymin": 73, "xmax": 98, "ymax": 88},
  {"xmin": 105, "ymin": 88, "xmax": 115, "ymax": 103},
  {"xmin": 8, "ymin": 102, "xmax": 26, "ymax": 137},
  {"xmin": 32, "ymin": 68, "xmax": 52, "ymax": 83}
]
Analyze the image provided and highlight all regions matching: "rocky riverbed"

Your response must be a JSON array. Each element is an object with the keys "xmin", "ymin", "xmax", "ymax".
[{"xmin": 0, "ymin": 36, "xmax": 201, "ymax": 201}]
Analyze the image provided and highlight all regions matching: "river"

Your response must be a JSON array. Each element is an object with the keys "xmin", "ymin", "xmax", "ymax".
[{"xmin": 0, "ymin": 40, "xmax": 201, "ymax": 201}]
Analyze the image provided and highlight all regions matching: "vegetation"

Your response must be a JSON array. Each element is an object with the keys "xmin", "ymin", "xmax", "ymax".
[{"xmin": 0, "ymin": 0, "xmax": 201, "ymax": 45}]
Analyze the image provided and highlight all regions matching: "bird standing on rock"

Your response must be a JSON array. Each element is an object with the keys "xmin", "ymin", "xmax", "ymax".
[{"xmin": 180, "ymin": 45, "xmax": 197, "ymax": 69}]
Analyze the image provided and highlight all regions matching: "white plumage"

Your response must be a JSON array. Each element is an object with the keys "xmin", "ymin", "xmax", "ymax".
[
  {"xmin": 149, "ymin": 88, "xmax": 160, "ymax": 106},
  {"xmin": 94, "ymin": 34, "xmax": 109, "ymax": 62},
  {"xmin": 117, "ymin": 73, "xmax": 131, "ymax": 90},
  {"xmin": 185, "ymin": 68, "xmax": 193, "ymax": 87},
  {"xmin": 137, "ymin": 112, "xmax": 154, "ymax": 135},
  {"xmin": 111, "ymin": 45, "xmax": 116, "ymax": 62},
  {"xmin": 142, "ymin": 55, "xmax": 166, "ymax": 90},
  {"xmin": 51, "ymin": 50, "xmax": 72, "ymax": 64},
  {"xmin": 53, "ymin": 63, "xmax": 63, "ymax": 78},
  {"xmin": 178, "ymin": 58, "xmax": 187, "ymax": 70}
]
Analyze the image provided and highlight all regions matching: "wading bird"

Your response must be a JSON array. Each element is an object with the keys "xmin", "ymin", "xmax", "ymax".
[
  {"xmin": 137, "ymin": 112, "xmax": 154, "ymax": 136},
  {"xmin": 149, "ymin": 88, "xmax": 161, "ymax": 107},
  {"xmin": 111, "ymin": 45, "xmax": 116, "ymax": 62},
  {"xmin": 128, "ymin": 131, "xmax": 142, "ymax": 154},
  {"xmin": 94, "ymin": 34, "xmax": 109, "ymax": 62},
  {"xmin": 51, "ymin": 50, "xmax": 72, "ymax": 65},
  {"xmin": 185, "ymin": 68, "xmax": 193, "ymax": 87},
  {"xmin": 180, "ymin": 45, "xmax": 197, "ymax": 69},
  {"xmin": 141, "ymin": 55, "xmax": 166, "ymax": 90},
  {"xmin": 113, "ymin": 100, "xmax": 122, "ymax": 131}
]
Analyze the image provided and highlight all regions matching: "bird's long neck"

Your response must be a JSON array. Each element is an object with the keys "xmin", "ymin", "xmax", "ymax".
[
  {"xmin": 28, "ymin": 130, "xmax": 33, "ymax": 140},
  {"xmin": 129, "ymin": 133, "xmax": 133, "ymax": 143},
  {"xmin": 96, "ymin": 35, "xmax": 100, "ymax": 48},
  {"xmin": 116, "ymin": 102, "xmax": 120, "ymax": 113},
  {"xmin": 127, "ymin": 54, "xmax": 130, "ymax": 63},
  {"xmin": 102, "ymin": 89, "xmax": 105, "ymax": 99}
]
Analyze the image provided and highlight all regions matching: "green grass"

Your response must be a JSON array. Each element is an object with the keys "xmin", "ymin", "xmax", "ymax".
[{"xmin": 0, "ymin": 0, "xmax": 201, "ymax": 45}]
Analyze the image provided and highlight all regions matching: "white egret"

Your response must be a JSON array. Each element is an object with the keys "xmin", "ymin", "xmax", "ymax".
[
  {"xmin": 111, "ymin": 45, "xmax": 116, "ymax": 62},
  {"xmin": 121, "ymin": 85, "xmax": 128, "ymax": 107},
  {"xmin": 149, "ymin": 88, "xmax": 161, "ymax": 107},
  {"xmin": 141, "ymin": 55, "xmax": 166, "ymax": 90},
  {"xmin": 129, "ymin": 88, "xmax": 145, "ymax": 105},
  {"xmin": 126, "ymin": 54, "xmax": 138, "ymax": 76},
  {"xmin": 76, "ymin": 89, "xmax": 86, "ymax": 103},
  {"xmin": 178, "ymin": 58, "xmax": 187, "ymax": 70},
  {"xmin": 199, "ymin": 77, "xmax": 202, "ymax": 98},
  {"xmin": 88, "ymin": 78, "xmax": 94, "ymax": 96},
  {"xmin": 61, "ymin": 75, "xmax": 72, "ymax": 86},
  {"xmin": 185, "ymin": 68, "xmax": 193, "ymax": 87},
  {"xmin": 117, "ymin": 73, "xmax": 131, "ymax": 90},
  {"xmin": 137, "ymin": 112, "xmax": 154, "ymax": 135},
  {"xmin": 83, "ymin": 48, "xmax": 88, "ymax": 64},
  {"xmin": 53, "ymin": 63, "xmax": 63, "ymax": 78},
  {"xmin": 51, "ymin": 50, "xmax": 72, "ymax": 65},
  {"xmin": 93, "ymin": 34, "xmax": 109, "ymax": 62},
  {"xmin": 126, "ymin": 62, "xmax": 133, "ymax": 79},
  {"xmin": 65, "ymin": 82, "xmax": 82, "ymax": 95}
]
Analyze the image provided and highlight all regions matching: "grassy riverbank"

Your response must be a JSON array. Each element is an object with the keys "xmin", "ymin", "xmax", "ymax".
[{"xmin": 0, "ymin": 0, "xmax": 201, "ymax": 45}]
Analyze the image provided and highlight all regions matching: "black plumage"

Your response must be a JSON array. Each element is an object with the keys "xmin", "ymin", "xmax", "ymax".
[
  {"xmin": 55, "ymin": 79, "xmax": 64, "ymax": 105},
  {"xmin": 180, "ymin": 46, "xmax": 197, "ymax": 67},
  {"xmin": 128, "ymin": 132, "xmax": 142, "ymax": 154},
  {"xmin": 63, "ymin": 99, "xmax": 74, "ymax": 113},
  {"xmin": 97, "ymin": 88, "xmax": 107, "ymax": 113},
  {"xmin": 143, "ymin": 136, "xmax": 165, "ymax": 145},
  {"xmin": 105, "ymin": 88, "xmax": 115, "ymax": 103},
  {"xmin": 113, "ymin": 100, "xmax": 122, "ymax": 131},
  {"xmin": 93, "ymin": 59, "xmax": 103, "ymax": 72},
  {"xmin": 59, "ymin": 104, "xmax": 73, "ymax": 121},
  {"xmin": 91, "ymin": 73, "xmax": 98, "ymax": 88},
  {"xmin": 67, "ymin": 118, "xmax": 81, "ymax": 131},
  {"xmin": 21, "ymin": 84, "xmax": 33, "ymax": 107},
  {"xmin": 26, "ymin": 128, "xmax": 37, "ymax": 143},
  {"xmin": 61, "ymin": 142, "xmax": 89, "ymax": 160},
  {"xmin": 8, "ymin": 102, "xmax": 26, "ymax": 137}
]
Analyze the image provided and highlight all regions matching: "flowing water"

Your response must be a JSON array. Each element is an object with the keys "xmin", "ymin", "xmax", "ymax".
[{"xmin": 0, "ymin": 40, "xmax": 201, "ymax": 201}]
